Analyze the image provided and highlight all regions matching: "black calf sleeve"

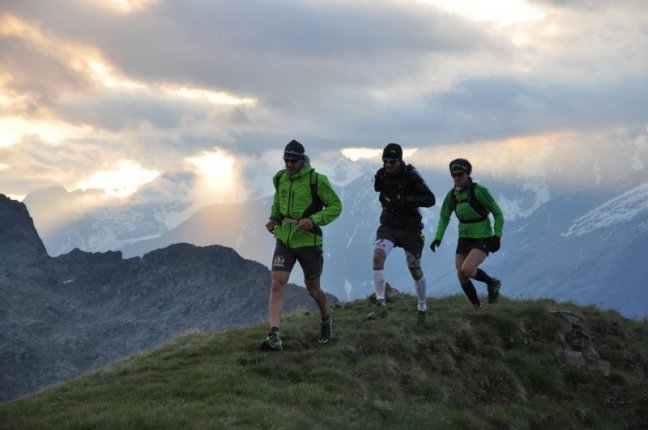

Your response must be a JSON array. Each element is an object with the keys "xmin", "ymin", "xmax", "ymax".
[
  {"xmin": 460, "ymin": 280, "xmax": 481, "ymax": 307},
  {"xmin": 473, "ymin": 268, "xmax": 493, "ymax": 285}
]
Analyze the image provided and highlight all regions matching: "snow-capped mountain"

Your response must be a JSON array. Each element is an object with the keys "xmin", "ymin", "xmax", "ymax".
[
  {"xmin": 486, "ymin": 171, "xmax": 648, "ymax": 318},
  {"xmin": 562, "ymin": 181, "xmax": 648, "ymax": 238}
]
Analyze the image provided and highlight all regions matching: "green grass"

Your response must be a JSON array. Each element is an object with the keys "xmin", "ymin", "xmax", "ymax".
[{"xmin": 1, "ymin": 295, "xmax": 647, "ymax": 429}]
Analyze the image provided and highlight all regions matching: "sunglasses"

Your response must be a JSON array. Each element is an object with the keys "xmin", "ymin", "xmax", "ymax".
[
  {"xmin": 284, "ymin": 158, "xmax": 300, "ymax": 165},
  {"xmin": 451, "ymin": 171, "xmax": 466, "ymax": 178},
  {"xmin": 383, "ymin": 158, "xmax": 399, "ymax": 165}
]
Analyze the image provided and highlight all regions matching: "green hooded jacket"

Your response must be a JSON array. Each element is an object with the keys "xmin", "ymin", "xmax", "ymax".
[
  {"xmin": 270, "ymin": 165, "xmax": 342, "ymax": 248},
  {"xmin": 434, "ymin": 182, "xmax": 504, "ymax": 241}
]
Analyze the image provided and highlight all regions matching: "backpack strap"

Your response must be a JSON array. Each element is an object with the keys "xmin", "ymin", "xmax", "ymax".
[
  {"xmin": 450, "ymin": 182, "xmax": 489, "ymax": 224},
  {"xmin": 302, "ymin": 170, "xmax": 323, "ymax": 219},
  {"xmin": 273, "ymin": 170, "xmax": 286, "ymax": 190}
]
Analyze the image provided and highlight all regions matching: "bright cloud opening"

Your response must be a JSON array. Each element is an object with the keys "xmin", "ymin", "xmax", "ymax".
[
  {"xmin": 0, "ymin": 117, "xmax": 95, "ymax": 147},
  {"xmin": 341, "ymin": 147, "xmax": 419, "ymax": 161},
  {"xmin": 185, "ymin": 148, "xmax": 248, "ymax": 205},
  {"xmin": 76, "ymin": 160, "xmax": 159, "ymax": 197},
  {"xmin": 417, "ymin": 0, "xmax": 546, "ymax": 25},
  {"xmin": 6, "ymin": 194, "xmax": 25, "ymax": 202},
  {"xmin": 87, "ymin": 60, "xmax": 143, "ymax": 90},
  {"xmin": 84, "ymin": 0, "xmax": 159, "ymax": 14},
  {"xmin": 186, "ymin": 150, "xmax": 235, "ymax": 176},
  {"xmin": 341, "ymin": 147, "xmax": 382, "ymax": 161},
  {"xmin": 164, "ymin": 85, "xmax": 258, "ymax": 107}
]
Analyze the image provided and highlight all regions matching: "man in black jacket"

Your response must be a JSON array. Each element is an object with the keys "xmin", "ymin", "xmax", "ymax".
[{"xmin": 368, "ymin": 143, "xmax": 436, "ymax": 325}]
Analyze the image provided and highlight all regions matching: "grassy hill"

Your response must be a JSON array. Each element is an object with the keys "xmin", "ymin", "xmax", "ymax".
[{"xmin": 1, "ymin": 295, "xmax": 647, "ymax": 429}]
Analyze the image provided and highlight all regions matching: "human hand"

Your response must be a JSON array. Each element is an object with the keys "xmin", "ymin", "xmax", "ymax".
[
  {"xmin": 379, "ymin": 192, "xmax": 395, "ymax": 208},
  {"xmin": 488, "ymin": 236, "xmax": 501, "ymax": 253},
  {"xmin": 385, "ymin": 194, "xmax": 403, "ymax": 207},
  {"xmin": 430, "ymin": 239, "xmax": 441, "ymax": 252},
  {"xmin": 298, "ymin": 217, "xmax": 314, "ymax": 231},
  {"xmin": 265, "ymin": 219, "xmax": 277, "ymax": 233}
]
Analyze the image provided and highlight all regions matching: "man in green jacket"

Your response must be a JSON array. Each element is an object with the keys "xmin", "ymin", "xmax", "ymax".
[
  {"xmin": 430, "ymin": 158, "xmax": 504, "ymax": 307},
  {"xmin": 261, "ymin": 140, "xmax": 342, "ymax": 351}
]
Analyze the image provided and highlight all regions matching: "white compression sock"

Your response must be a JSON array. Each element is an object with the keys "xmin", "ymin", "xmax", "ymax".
[
  {"xmin": 415, "ymin": 276, "xmax": 427, "ymax": 311},
  {"xmin": 373, "ymin": 269, "xmax": 386, "ymax": 302}
]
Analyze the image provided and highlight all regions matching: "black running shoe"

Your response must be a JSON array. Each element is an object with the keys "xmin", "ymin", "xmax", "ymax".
[
  {"xmin": 319, "ymin": 316, "xmax": 332, "ymax": 344},
  {"xmin": 488, "ymin": 278, "xmax": 501, "ymax": 304}
]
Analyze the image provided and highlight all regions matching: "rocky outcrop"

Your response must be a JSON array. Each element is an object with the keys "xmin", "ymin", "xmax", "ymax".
[{"xmin": 0, "ymin": 195, "xmax": 48, "ymax": 270}]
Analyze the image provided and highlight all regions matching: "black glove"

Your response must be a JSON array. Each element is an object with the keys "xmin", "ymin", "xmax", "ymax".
[
  {"xmin": 488, "ymin": 236, "xmax": 501, "ymax": 253},
  {"xmin": 430, "ymin": 239, "xmax": 441, "ymax": 252}
]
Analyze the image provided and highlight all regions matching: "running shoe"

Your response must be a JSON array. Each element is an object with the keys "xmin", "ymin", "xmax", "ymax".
[
  {"xmin": 319, "ymin": 316, "xmax": 332, "ymax": 344},
  {"xmin": 366, "ymin": 304, "xmax": 388, "ymax": 319},
  {"xmin": 260, "ymin": 331, "xmax": 283, "ymax": 351},
  {"xmin": 487, "ymin": 278, "xmax": 501, "ymax": 304}
]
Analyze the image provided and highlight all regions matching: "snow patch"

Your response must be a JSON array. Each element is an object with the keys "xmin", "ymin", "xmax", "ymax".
[
  {"xmin": 498, "ymin": 181, "xmax": 550, "ymax": 220},
  {"xmin": 562, "ymin": 181, "xmax": 648, "ymax": 237}
]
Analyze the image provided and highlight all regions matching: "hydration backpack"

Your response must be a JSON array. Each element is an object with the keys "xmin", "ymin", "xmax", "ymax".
[
  {"xmin": 273, "ymin": 169, "xmax": 323, "ymax": 219},
  {"xmin": 449, "ymin": 182, "xmax": 489, "ymax": 224}
]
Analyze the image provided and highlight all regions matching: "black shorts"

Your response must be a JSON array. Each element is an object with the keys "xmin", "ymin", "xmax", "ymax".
[
  {"xmin": 456, "ymin": 237, "xmax": 490, "ymax": 256},
  {"xmin": 376, "ymin": 224, "xmax": 424, "ymax": 259},
  {"xmin": 271, "ymin": 240, "xmax": 323, "ymax": 279}
]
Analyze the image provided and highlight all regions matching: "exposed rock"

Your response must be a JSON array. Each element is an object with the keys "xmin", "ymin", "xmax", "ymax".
[
  {"xmin": 0, "ymin": 195, "xmax": 48, "ymax": 269},
  {"xmin": 368, "ymin": 282, "xmax": 404, "ymax": 303},
  {"xmin": 551, "ymin": 309, "xmax": 601, "ymax": 364},
  {"xmin": 564, "ymin": 350, "xmax": 586, "ymax": 367}
]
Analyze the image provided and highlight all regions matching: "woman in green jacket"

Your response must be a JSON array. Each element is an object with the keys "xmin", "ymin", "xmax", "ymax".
[
  {"xmin": 430, "ymin": 158, "xmax": 504, "ymax": 307},
  {"xmin": 261, "ymin": 140, "xmax": 342, "ymax": 351}
]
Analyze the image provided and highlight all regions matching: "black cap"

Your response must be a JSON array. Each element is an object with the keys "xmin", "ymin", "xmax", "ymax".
[
  {"xmin": 382, "ymin": 143, "xmax": 403, "ymax": 160},
  {"xmin": 284, "ymin": 139, "xmax": 305, "ymax": 159},
  {"xmin": 449, "ymin": 158, "xmax": 472, "ymax": 175}
]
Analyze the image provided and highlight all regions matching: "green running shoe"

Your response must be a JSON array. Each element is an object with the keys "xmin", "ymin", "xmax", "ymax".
[
  {"xmin": 417, "ymin": 310, "xmax": 428, "ymax": 327},
  {"xmin": 260, "ymin": 331, "xmax": 283, "ymax": 351},
  {"xmin": 319, "ymin": 316, "xmax": 332, "ymax": 344},
  {"xmin": 488, "ymin": 278, "xmax": 501, "ymax": 304},
  {"xmin": 367, "ymin": 304, "xmax": 388, "ymax": 319}
]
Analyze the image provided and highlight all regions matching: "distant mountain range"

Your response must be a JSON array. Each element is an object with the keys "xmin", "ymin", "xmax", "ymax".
[
  {"xmin": 22, "ymin": 133, "xmax": 648, "ymax": 318},
  {"xmin": 0, "ymin": 195, "xmax": 337, "ymax": 402}
]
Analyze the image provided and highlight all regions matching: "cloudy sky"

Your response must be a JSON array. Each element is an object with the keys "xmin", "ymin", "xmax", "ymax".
[{"xmin": 1, "ymin": 0, "xmax": 647, "ymax": 206}]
